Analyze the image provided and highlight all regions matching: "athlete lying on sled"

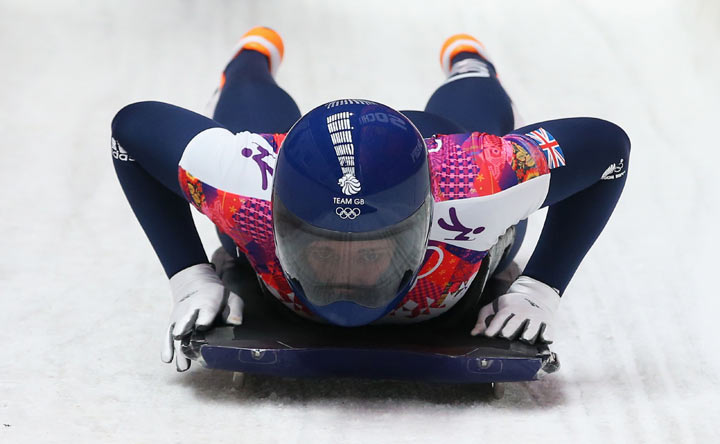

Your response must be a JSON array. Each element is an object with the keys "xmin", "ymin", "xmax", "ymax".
[{"xmin": 111, "ymin": 27, "xmax": 630, "ymax": 372}]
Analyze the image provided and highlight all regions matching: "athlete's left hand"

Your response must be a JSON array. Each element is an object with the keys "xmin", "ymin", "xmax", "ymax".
[{"xmin": 471, "ymin": 275, "xmax": 560, "ymax": 344}]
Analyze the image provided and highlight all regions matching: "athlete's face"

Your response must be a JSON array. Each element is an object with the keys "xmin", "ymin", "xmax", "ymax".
[{"xmin": 305, "ymin": 238, "xmax": 395, "ymax": 289}]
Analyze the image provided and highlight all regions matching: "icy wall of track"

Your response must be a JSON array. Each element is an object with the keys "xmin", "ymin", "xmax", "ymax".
[{"xmin": 1, "ymin": 0, "xmax": 718, "ymax": 442}]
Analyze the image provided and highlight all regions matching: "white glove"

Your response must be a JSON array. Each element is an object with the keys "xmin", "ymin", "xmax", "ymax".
[
  {"xmin": 471, "ymin": 275, "xmax": 560, "ymax": 344},
  {"xmin": 160, "ymin": 263, "xmax": 244, "ymax": 371}
]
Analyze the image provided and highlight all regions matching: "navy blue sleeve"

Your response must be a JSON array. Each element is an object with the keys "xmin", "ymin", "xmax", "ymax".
[
  {"xmin": 512, "ymin": 118, "xmax": 631, "ymax": 294},
  {"xmin": 111, "ymin": 101, "xmax": 224, "ymax": 277}
]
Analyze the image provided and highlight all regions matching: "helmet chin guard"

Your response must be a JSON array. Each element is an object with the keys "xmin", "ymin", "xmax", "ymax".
[{"xmin": 272, "ymin": 99, "xmax": 432, "ymax": 326}]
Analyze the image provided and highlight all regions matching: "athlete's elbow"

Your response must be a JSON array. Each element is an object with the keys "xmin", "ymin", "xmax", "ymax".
[
  {"xmin": 610, "ymin": 121, "xmax": 630, "ymax": 161},
  {"xmin": 604, "ymin": 119, "xmax": 630, "ymax": 156},
  {"xmin": 111, "ymin": 101, "xmax": 160, "ymax": 139},
  {"xmin": 587, "ymin": 118, "xmax": 631, "ymax": 164},
  {"xmin": 110, "ymin": 101, "xmax": 164, "ymax": 161}
]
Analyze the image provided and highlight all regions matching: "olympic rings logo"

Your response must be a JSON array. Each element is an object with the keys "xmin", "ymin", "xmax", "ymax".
[{"xmin": 335, "ymin": 207, "xmax": 361, "ymax": 219}]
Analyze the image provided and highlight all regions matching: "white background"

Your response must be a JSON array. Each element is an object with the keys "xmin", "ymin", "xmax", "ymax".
[{"xmin": 1, "ymin": 0, "xmax": 718, "ymax": 442}]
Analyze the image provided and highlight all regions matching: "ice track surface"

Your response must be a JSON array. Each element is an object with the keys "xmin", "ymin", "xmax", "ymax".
[{"xmin": 1, "ymin": 0, "xmax": 718, "ymax": 443}]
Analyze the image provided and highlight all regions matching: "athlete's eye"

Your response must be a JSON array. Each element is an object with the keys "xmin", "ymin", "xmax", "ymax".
[
  {"xmin": 358, "ymin": 250, "xmax": 382, "ymax": 263},
  {"xmin": 309, "ymin": 247, "xmax": 336, "ymax": 261}
]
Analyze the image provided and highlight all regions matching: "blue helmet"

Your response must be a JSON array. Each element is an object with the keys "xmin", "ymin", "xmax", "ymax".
[{"xmin": 272, "ymin": 99, "xmax": 433, "ymax": 327}]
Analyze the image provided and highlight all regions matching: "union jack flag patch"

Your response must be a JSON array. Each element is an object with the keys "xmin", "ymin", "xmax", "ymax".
[{"xmin": 526, "ymin": 128, "xmax": 566, "ymax": 169}]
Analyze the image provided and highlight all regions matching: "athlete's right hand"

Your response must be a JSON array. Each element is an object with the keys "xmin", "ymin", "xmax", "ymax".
[{"xmin": 160, "ymin": 263, "xmax": 244, "ymax": 371}]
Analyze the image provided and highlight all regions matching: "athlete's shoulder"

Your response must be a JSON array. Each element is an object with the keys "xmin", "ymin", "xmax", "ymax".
[
  {"xmin": 426, "ymin": 131, "xmax": 553, "ymax": 252},
  {"xmin": 425, "ymin": 131, "xmax": 550, "ymax": 202},
  {"xmin": 179, "ymin": 129, "xmax": 286, "ymax": 200}
]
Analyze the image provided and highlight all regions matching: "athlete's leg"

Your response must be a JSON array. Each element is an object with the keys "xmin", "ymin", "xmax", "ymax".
[
  {"xmin": 210, "ymin": 27, "xmax": 301, "ymax": 259},
  {"xmin": 513, "ymin": 118, "xmax": 630, "ymax": 293},
  {"xmin": 212, "ymin": 27, "xmax": 301, "ymax": 133},
  {"xmin": 400, "ymin": 110, "xmax": 464, "ymax": 138},
  {"xmin": 112, "ymin": 29, "xmax": 302, "ymax": 278},
  {"xmin": 424, "ymin": 34, "xmax": 515, "ymax": 136}
]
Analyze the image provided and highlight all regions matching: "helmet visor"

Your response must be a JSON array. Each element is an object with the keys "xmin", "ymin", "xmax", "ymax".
[{"xmin": 274, "ymin": 197, "xmax": 432, "ymax": 309}]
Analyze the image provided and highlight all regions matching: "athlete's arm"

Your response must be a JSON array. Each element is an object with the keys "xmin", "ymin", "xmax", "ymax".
[
  {"xmin": 111, "ymin": 101, "xmax": 247, "ymax": 370},
  {"xmin": 517, "ymin": 118, "xmax": 630, "ymax": 293},
  {"xmin": 473, "ymin": 117, "xmax": 630, "ymax": 343},
  {"xmin": 111, "ymin": 101, "xmax": 223, "ymax": 277}
]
